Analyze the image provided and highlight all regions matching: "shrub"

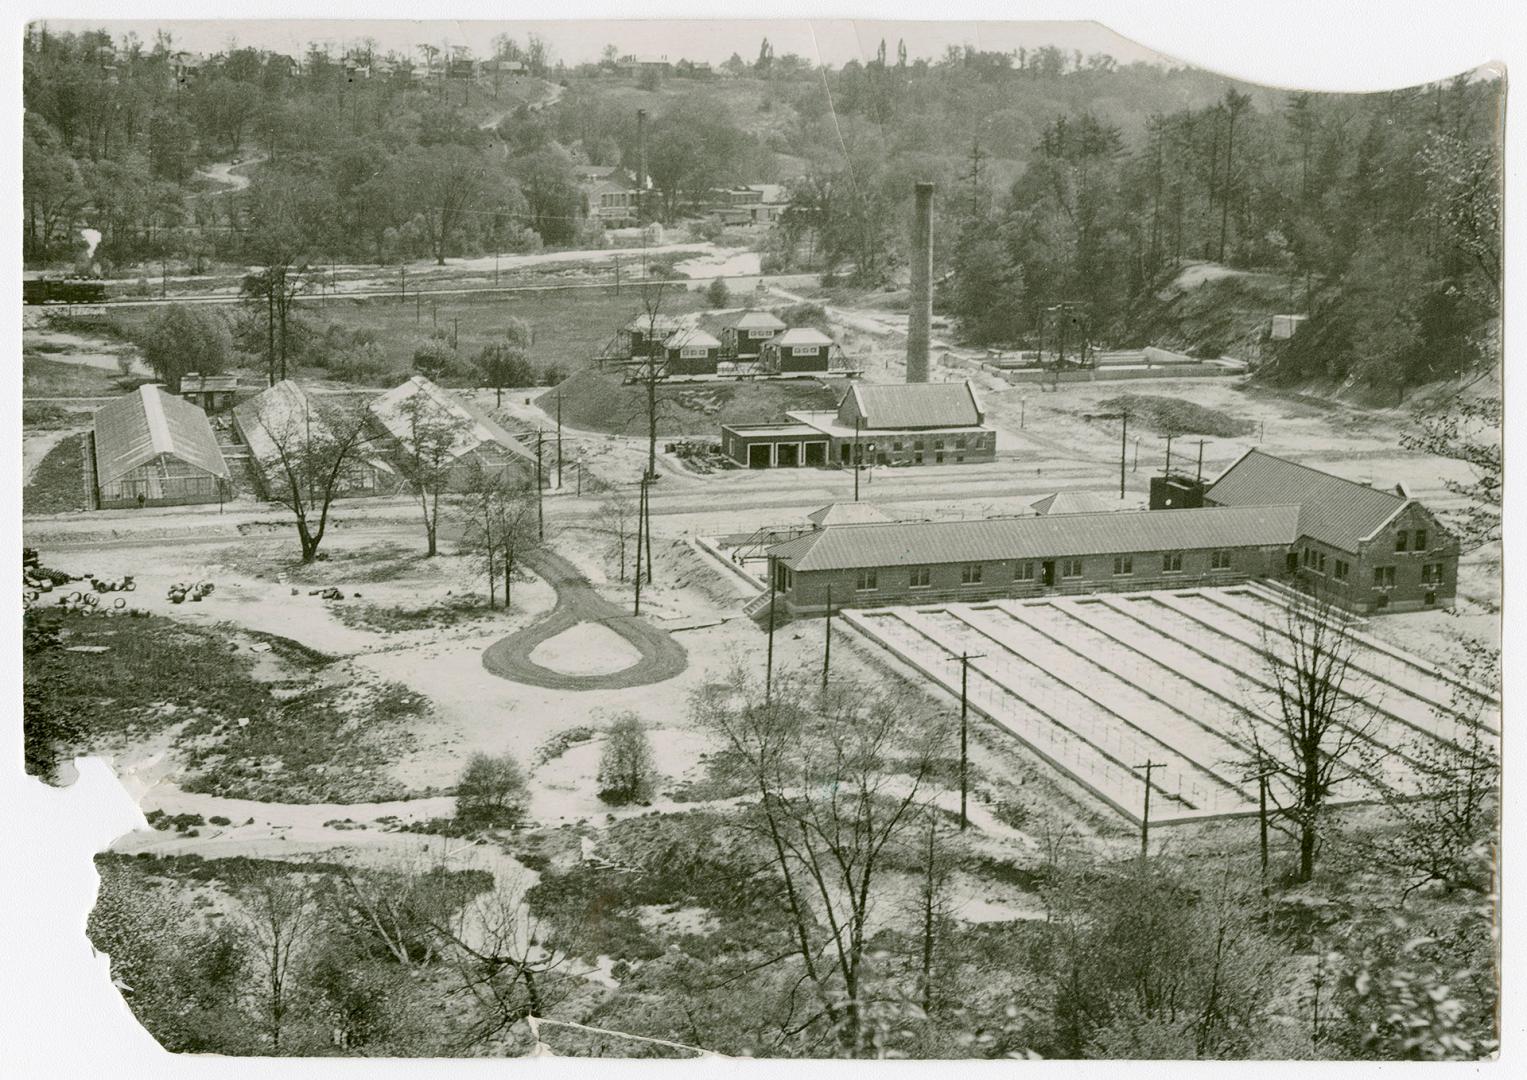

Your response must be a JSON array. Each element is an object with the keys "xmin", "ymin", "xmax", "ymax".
[
  {"xmin": 705, "ymin": 278, "xmax": 731, "ymax": 308},
  {"xmin": 454, "ymin": 752, "xmax": 529, "ymax": 830},
  {"xmin": 597, "ymin": 713, "xmax": 658, "ymax": 806}
]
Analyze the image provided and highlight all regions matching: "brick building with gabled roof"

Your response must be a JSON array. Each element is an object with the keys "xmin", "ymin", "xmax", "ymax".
[
  {"xmin": 760, "ymin": 449, "xmax": 1459, "ymax": 617},
  {"xmin": 1202, "ymin": 449, "xmax": 1458, "ymax": 613}
]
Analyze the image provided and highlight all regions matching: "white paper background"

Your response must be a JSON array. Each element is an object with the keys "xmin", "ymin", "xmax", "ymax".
[{"xmin": 2, "ymin": 1, "xmax": 1517, "ymax": 1076}]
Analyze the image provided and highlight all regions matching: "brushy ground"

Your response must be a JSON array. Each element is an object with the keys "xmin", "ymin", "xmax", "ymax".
[
  {"xmin": 543, "ymin": 367, "xmax": 844, "ymax": 439},
  {"xmin": 23, "ymin": 401, "xmax": 95, "ymax": 429},
  {"xmin": 23, "ymin": 432, "xmax": 90, "ymax": 514},
  {"xmin": 26, "ymin": 612, "xmax": 428, "ymax": 802},
  {"xmin": 22, "ymin": 353, "xmax": 142, "ymax": 396},
  {"xmin": 1096, "ymin": 393, "xmax": 1255, "ymax": 438}
]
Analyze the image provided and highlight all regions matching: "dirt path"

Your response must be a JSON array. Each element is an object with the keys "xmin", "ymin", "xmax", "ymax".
[{"xmin": 481, "ymin": 548, "xmax": 688, "ymax": 690}]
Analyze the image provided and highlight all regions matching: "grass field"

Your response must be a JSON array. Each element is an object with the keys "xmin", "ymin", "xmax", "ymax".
[
  {"xmin": 22, "ymin": 354, "xmax": 139, "ymax": 397},
  {"xmin": 79, "ymin": 284, "xmax": 713, "ymax": 389},
  {"xmin": 23, "ymin": 432, "xmax": 90, "ymax": 514},
  {"xmin": 543, "ymin": 366, "xmax": 845, "ymax": 438}
]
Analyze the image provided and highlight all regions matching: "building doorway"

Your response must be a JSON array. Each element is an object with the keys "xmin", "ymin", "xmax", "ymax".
[
  {"xmin": 777, "ymin": 443, "xmax": 800, "ymax": 468},
  {"xmin": 804, "ymin": 442, "xmax": 827, "ymax": 466},
  {"xmin": 748, "ymin": 444, "xmax": 772, "ymax": 469},
  {"xmin": 1285, "ymin": 552, "xmax": 1299, "ymax": 573},
  {"xmin": 1042, "ymin": 560, "xmax": 1056, "ymax": 586}
]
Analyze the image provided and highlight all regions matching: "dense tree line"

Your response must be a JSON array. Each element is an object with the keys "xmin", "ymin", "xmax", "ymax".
[{"xmin": 944, "ymin": 75, "xmax": 1501, "ymax": 393}]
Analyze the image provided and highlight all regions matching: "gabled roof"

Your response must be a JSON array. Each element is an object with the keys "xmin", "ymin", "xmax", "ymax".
[
  {"xmin": 623, "ymin": 313, "xmax": 685, "ymax": 333},
  {"xmin": 731, "ymin": 309, "xmax": 787, "ymax": 331},
  {"xmin": 93, "ymin": 385, "xmax": 230, "ymax": 485},
  {"xmin": 772, "ymin": 327, "xmax": 834, "ymax": 348},
  {"xmin": 846, "ymin": 381, "xmax": 982, "ymax": 430},
  {"xmin": 180, "ymin": 373, "xmax": 240, "ymax": 393},
  {"xmin": 1205, "ymin": 449, "xmax": 1408, "ymax": 551},
  {"xmin": 769, "ymin": 504, "xmax": 1303, "ymax": 572},
  {"xmin": 1030, "ymin": 491, "xmax": 1109, "ymax": 516},
  {"xmin": 368, "ymin": 377, "xmax": 534, "ymax": 465},
  {"xmin": 664, "ymin": 327, "xmax": 721, "ymax": 350},
  {"xmin": 235, "ymin": 380, "xmax": 396, "ymax": 480},
  {"xmin": 807, "ymin": 502, "xmax": 895, "ymax": 528}
]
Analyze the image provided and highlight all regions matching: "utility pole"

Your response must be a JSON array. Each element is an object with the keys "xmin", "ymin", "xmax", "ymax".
[
  {"xmin": 1120, "ymin": 412, "xmax": 1128, "ymax": 498},
  {"xmin": 642, "ymin": 475, "xmax": 654, "ymax": 585},
  {"xmin": 765, "ymin": 555, "xmax": 777, "ymax": 704},
  {"xmin": 1164, "ymin": 433, "xmax": 1175, "ymax": 478},
  {"xmin": 1020, "ymin": 396, "xmax": 1026, "ymax": 429},
  {"xmin": 400, "ymin": 265, "xmax": 406, "ymax": 303},
  {"xmin": 634, "ymin": 476, "xmax": 645, "ymax": 615},
  {"xmin": 613, "ymin": 254, "xmax": 620, "ymax": 295},
  {"xmin": 1195, "ymin": 439, "xmax": 1206, "ymax": 483},
  {"xmin": 853, "ymin": 415, "xmax": 863, "ymax": 502},
  {"xmin": 556, "ymin": 392, "xmax": 564, "ymax": 489},
  {"xmin": 1132, "ymin": 759, "xmax": 1164, "ymax": 857},
  {"xmin": 962, "ymin": 139, "xmax": 987, "ymax": 219},
  {"xmin": 494, "ymin": 250, "xmax": 500, "ymax": 287},
  {"xmin": 946, "ymin": 652, "xmax": 986, "ymax": 831},
  {"xmin": 1245, "ymin": 762, "xmax": 1277, "ymax": 878},
  {"xmin": 534, "ymin": 432, "xmax": 544, "ymax": 540},
  {"xmin": 821, "ymin": 584, "xmax": 834, "ymax": 687}
]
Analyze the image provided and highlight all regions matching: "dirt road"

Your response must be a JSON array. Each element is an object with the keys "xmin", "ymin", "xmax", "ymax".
[{"xmin": 481, "ymin": 548, "xmax": 688, "ymax": 690}]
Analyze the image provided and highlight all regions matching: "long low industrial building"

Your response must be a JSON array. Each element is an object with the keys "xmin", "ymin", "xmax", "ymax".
[
  {"xmin": 763, "ymin": 451, "xmax": 1458, "ymax": 616},
  {"xmin": 91, "ymin": 385, "xmax": 232, "ymax": 509}
]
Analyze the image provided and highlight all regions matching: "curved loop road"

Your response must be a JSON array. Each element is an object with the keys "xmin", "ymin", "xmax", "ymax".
[{"xmin": 481, "ymin": 549, "xmax": 688, "ymax": 691}]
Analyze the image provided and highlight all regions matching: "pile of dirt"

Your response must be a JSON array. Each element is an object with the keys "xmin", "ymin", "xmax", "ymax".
[
  {"xmin": 1097, "ymin": 393, "xmax": 1255, "ymax": 438},
  {"xmin": 542, "ymin": 368, "xmax": 843, "ymax": 439}
]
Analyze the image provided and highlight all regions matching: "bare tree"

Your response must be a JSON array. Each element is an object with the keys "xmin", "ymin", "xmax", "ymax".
[
  {"xmin": 232, "ymin": 865, "xmax": 317, "ymax": 1054},
  {"xmin": 425, "ymin": 870, "xmax": 583, "ymax": 1051},
  {"xmin": 600, "ymin": 489, "xmax": 639, "ymax": 582},
  {"xmin": 391, "ymin": 389, "xmax": 469, "ymax": 556},
  {"xmin": 247, "ymin": 390, "xmax": 375, "ymax": 562},
  {"xmin": 692, "ymin": 665, "xmax": 950, "ymax": 1054},
  {"xmin": 1360, "ymin": 640, "xmax": 1499, "ymax": 900},
  {"xmin": 457, "ymin": 463, "xmax": 540, "ymax": 608},
  {"xmin": 1239, "ymin": 590, "xmax": 1380, "ymax": 883}
]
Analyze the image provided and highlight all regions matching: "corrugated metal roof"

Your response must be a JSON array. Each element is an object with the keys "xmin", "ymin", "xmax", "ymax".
[
  {"xmin": 623, "ymin": 314, "xmax": 685, "ymax": 333},
  {"xmin": 179, "ymin": 373, "xmax": 240, "ymax": 392},
  {"xmin": 769, "ymin": 504, "xmax": 1303, "ymax": 571},
  {"xmin": 369, "ymin": 377, "xmax": 535, "ymax": 465},
  {"xmin": 1206, "ymin": 449, "xmax": 1406, "ymax": 550},
  {"xmin": 235, "ymin": 380, "xmax": 396, "ymax": 479},
  {"xmin": 807, "ymin": 502, "xmax": 896, "ymax": 527},
  {"xmin": 94, "ymin": 385, "xmax": 229, "ymax": 485},
  {"xmin": 849, "ymin": 381, "xmax": 980, "ymax": 429}
]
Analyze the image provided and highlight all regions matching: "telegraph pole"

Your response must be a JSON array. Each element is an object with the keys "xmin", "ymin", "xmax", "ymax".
[
  {"xmin": 633, "ymin": 476, "xmax": 645, "ymax": 614},
  {"xmin": 534, "ymin": 432, "xmax": 544, "ymax": 540},
  {"xmin": 853, "ymin": 415, "xmax": 863, "ymax": 501},
  {"xmin": 1132, "ymin": 759, "xmax": 1164, "ymax": 857},
  {"xmin": 1195, "ymin": 439, "xmax": 1206, "ymax": 484},
  {"xmin": 765, "ymin": 555, "xmax": 777, "ymax": 704},
  {"xmin": 822, "ymin": 585, "xmax": 833, "ymax": 687},
  {"xmin": 643, "ymin": 474, "xmax": 654, "ymax": 585},
  {"xmin": 1164, "ymin": 433, "xmax": 1175, "ymax": 478},
  {"xmin": 556, "ymin": 392, "xmax": 564, "ymax": 489},
  {"xmin": 946, "ymin": 652, "xmax": 986, "ymax": 831},
  {"xmin": 1120, "ymin": 412, "xmax": 1128, "ymax": 498}
]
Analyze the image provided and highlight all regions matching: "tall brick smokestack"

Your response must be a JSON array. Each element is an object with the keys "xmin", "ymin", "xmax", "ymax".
[
  {"xmin": 636, "ymin": 109, "xmax": 648, "ymax": 218},
  {"xmin": 907, "ymin": 181, "xmax": 934, "ymax": 383}
]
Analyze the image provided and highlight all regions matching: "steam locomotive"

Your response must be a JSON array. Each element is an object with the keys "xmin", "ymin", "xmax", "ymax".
[{"xmin": 22, "ymin": 276, "xmax": 109, "ymax": 305}]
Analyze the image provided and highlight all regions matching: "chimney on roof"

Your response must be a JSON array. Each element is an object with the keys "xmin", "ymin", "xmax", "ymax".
[{"xmin": 907, "ymin": 182, "xmax": 934, "ymax": 383}]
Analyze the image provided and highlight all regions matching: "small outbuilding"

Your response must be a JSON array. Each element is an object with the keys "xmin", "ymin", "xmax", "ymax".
[
  {"xmin": 722, "ymin": 310, "xmax": 786, "ymax": 361},
  {"xmin": 179, "ymin": 371, "xmax": 240, "ymax": 414},
  {"xmin": 760, "ymin": 327, "xmax": 837, "ymax": 374},
  {"xmin": 661, "ymin": 327, "xmax": 723, "ymax": 375},
  {"xmin": 92, "ymin": 385, "xmax": 231, "ymax": 508}
]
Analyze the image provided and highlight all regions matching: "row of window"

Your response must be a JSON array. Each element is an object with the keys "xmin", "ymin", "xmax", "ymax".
[
  {"xmin": 850, "ymin": 551, "xmax": 1234, "ymax": 592},
  {"xmin": 1395, "ymin": 528, "xmax": 1429, "ymax": 553},
  {"xmin": 1370, "ymin": 563, "xmax": 1447, "ymax": 588}
]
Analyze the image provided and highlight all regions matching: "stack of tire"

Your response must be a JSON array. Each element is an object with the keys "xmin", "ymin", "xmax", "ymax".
[{"xmin": 168, "ymin": 581, "xmax": 216, "ymax": 604}]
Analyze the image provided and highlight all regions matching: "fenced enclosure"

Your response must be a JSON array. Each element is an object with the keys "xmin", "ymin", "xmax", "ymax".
[{"xmin": 843, "ymin": 584, "xmax": 1497, "ymax": 826}]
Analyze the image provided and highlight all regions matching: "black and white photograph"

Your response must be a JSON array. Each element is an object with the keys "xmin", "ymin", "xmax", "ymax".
[{"xmin": 7, "ymin": 3, "xmax": 1511, "ymax": 1069}]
